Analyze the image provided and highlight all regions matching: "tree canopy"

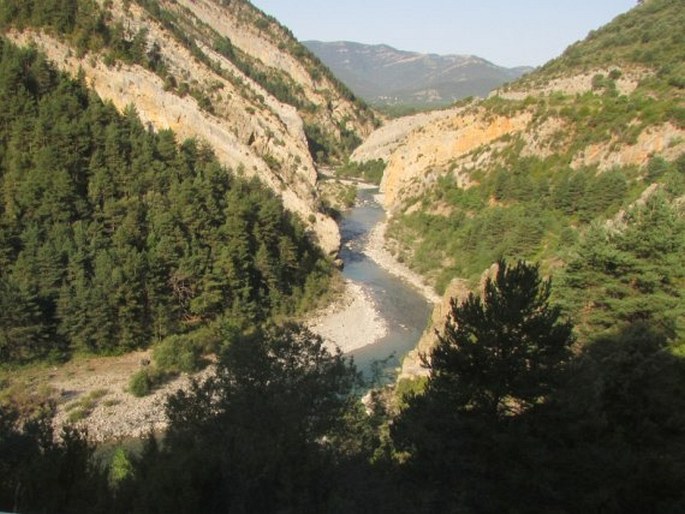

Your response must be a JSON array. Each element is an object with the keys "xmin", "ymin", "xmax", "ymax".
[
  {"xmin": 114, "ymin": 324, "xmax": 380, "ymax": 514},
  {"xmin": 558, "ymin": 192, "xmax": 685, "ymax": 344},
  {"xmin": 425, "ymin": 259, "xmax": 573, "ymax": 419},
  {"xmin": 0, "ymin": 38, "xmax": 332, "ymax": 364},
  {"xmin": 392, "ymin": 259, "xmax": 575, "ymax": 511}
]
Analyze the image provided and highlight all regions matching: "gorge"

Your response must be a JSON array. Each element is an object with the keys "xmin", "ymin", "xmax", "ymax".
[
  {"xmin": 320, "ymin": 187, "xmax": 433, "ymax": 379},
  {"xmin": 1, "ymin": 0, "xmax": 684, "ymax": 512}
]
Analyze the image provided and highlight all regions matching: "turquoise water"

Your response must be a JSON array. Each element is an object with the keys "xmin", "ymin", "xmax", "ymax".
[{"xmin": 338, "ymin": 188, "xmax": 432, "ymax": 382}]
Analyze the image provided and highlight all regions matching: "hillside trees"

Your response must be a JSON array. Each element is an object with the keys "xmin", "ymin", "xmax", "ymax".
[
  {"xmin": 391, "ymin": 255, "xmax": 685, "ymax": 512},
  {"xmin": 532, "ymin": 323, "xmax": 685, "ymax": 512},
  {"xmin": 558, "ymin": 192, "xmax": 685, "ymax": 343},
  {"xmin": 0, "ymin": 402, "xmax": 111, "ymax": 514},
  {"xmin": 388, "ymin": 154, "xmax": 647, "ymax": 290},
  {"xmin": 114, "ymin": 324, "xmax": 381, "ymax": 514},
  {"xmin": 0, "ymin": 39, "xmax": 332, "ymax": 363}
]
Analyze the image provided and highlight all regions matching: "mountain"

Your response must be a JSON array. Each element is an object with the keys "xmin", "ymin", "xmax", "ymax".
[
  {"xmin": 2, "ymin": 0, "xmax": 378, "ymax": 255},
  {"xmin": 304, "ymin": 40, "xmax": 532, "ymax": 108},
  {"xmin": 350, "ymin": 0, "xmax": 685, "ymax": 372},
  {"xmin": 0, "ymin": 0, "xmax": 386, "ymax": 365},
  {"xmin": 2, "ymin": 1, "xmax": 685, "ymax": 512}
]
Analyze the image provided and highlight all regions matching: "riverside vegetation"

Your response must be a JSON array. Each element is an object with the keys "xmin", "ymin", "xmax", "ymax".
[
  {"xmin": 3, "ymin": 258, "xmax": 684, "ymax": 513},
  {"xmin": 2, "ymin": 0, "xmax": 685, "ymax": 513}
]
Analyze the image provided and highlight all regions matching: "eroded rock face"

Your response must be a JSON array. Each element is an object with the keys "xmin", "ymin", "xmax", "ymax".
[
  {"xmin": 353, "ymin": 67, "xmax": 684, "ymax": 214},
  {"xmin": 398, "ymin": 264, "xmax": 497, "ymax": 380},
  {"xmin": 572, "ymin": 122, "xmax": 684, "ymax": 170},
  {"xmin": 7, "ymin": 0, "xmax": 375, "ymax": 255},
  {"xmin": 398, "ymin": 277, "xmax": 470, "ymax": 379},
  {"xmin": 495, "ymin": 66, "xmax": 652, "ymax": 100},
  {"xmin": 379, "ymin": 110, "xmax": 532, "ymax": 209}
]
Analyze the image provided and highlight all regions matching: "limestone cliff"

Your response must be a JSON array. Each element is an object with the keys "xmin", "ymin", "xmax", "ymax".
[
  {"xmin": 357, "ymin": 0, "xmax": 685, "ymax": 380},
  {"xmin": 375, "ymin": 108, "xmax": 533, "ymax": 209},
  {"xmin": 6, "ymin": 0, "xmax": 377, "ymax": 255},
  {"xmin": 354, "ymin": 73, "xmax": 683, "ymax": 213},
  {"xmin": 353, "ymin": 0, "xmax": 684, "ymax": 215}
]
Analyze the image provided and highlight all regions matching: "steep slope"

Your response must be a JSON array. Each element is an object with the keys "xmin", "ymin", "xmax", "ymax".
[
  {"xmin": 2, "ymin": 0, "xmax": 377, "ymax": 254},
  {"xmin": 0, "ymin": 39, "xmax": 336, "ymax": 365},
  {"xmin": 305, "ymin": 40, "xmax": 531, "ymax": 108},
  {"xmin": 349, "ymin": 0, "xmax": 685, "ymax": 374},
  {"xmin": 355, "ymin": 0, "xmax": 683, "ymax": 232}
]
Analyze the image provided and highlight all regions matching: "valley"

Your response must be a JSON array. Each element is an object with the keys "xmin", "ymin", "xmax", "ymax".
[
  {"xmin": 1, "ymin": 0, "xmax": 684, "ymax": 512},
  {"xmin": 7, "ymin": 183, "xmax": 434, "ymax": 442}
]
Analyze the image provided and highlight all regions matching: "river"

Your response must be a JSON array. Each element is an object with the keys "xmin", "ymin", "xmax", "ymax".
[{"xmin": 338, "ymin": 187, "xmax": 432, "ymax": 382}]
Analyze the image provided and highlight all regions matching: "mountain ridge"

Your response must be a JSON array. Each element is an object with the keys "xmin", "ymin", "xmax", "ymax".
[
  {"xmin": 2, "ymin": 0, "xmax": 378, "ymax": 255},
  {"xmin": 304, "ymin": 40, "xmax": 533, "ymax": 108}
]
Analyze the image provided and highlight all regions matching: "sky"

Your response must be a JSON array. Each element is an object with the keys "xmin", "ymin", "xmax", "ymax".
[{"xmin": 249, "ymin": 0, "xmax": 637, "ymax": 68}]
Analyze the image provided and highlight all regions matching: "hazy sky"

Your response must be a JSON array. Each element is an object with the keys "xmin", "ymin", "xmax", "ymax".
[{"xmin": 249, "ymin": 0, "xmax": 637, "ymax": 68}]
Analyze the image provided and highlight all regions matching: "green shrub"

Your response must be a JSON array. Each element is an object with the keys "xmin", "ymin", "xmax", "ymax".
[
  {"xmin": 109, "ymin": 447, "xmax": 134, "ymax": 487},
  {"xmin": 153, "ymin": 334, "xmax": 203, "ymax": 374},
  {"xmin": 67, "ymin": 408, "xmax": 87, "ymax": 423},
  {"xmin": 64, "ymin": 388, "xmax": 110, "ymax": 422},
  {"xmin": 128, "ymin": 369, "xmax": 153, "ymax": 397}
]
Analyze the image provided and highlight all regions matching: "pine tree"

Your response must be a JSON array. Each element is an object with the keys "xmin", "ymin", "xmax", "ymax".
[
  {"xmin": 393, "ymin": 259, "xmax": 574, "ymax": 511},
  {"xmin": 427, "ymin": 258, "xmax": 574, "ymax": 418}
]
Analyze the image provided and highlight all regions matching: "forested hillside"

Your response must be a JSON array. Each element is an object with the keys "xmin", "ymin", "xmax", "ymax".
[
  {"xmin": 348, "ymin": 0, "xmax": 685, "ymax": 346},
  {"xmin": 0, "ymin": 40, "xmax": 332, "ymax": 364},
  {"xmin": 0, "ymin": 0, "xmax": 374, "ymax": 161},
  {"xmin": 2, "ymin": 1, "xmax": 685, "ymax": 513},
  {"xmin": 1, "ymin": 0, "xmax": 379, "ymax": 253}
]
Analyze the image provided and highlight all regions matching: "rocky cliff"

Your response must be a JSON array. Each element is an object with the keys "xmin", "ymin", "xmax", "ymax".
[
  {"xmin": 352, "ymin": 0, "xmax": 685, "ymax": 379},
  {"xmin": 398, "ymin": 277, "xmax": 469, "ymax": 379},
  {"xmin": 354, "ymin": 76, "xmax": 683, "ymax": 214},
  {"xmin": 354, "ymin": 0, "xmax": 684, "ymax": 217},
  {"xmin": 5, "ymin": 0, "xmax": 377, "ymax": 255}
]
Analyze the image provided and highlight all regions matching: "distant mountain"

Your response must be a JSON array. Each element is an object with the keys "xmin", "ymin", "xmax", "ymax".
[{"xmin": 304, "ymin": 41, "xmax": 533, "ymax": 107}]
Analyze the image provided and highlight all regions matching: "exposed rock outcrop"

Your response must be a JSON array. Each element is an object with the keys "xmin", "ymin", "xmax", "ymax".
[
  {"xmin": 7, "ymin": 0, "xmax": 376, "ymax": 255},
  {"xmin": 494, "ymin": 66, "xmax": 651, "ymax": 99},
  {"xmin": 379, "ymin": 110, "xmax": 532, "ymax": 209},
  {"xmin": 398, "ymin": 277, "xmax": 470, "ymax": 379},
  {"xmin": 353, "ymin": 74, "xmax": 684, "ymax": 213}
]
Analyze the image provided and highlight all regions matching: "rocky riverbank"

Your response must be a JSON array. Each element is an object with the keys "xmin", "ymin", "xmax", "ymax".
[
  {"xmin": 45, "ymin": 278, "xmax": 387, "ymax": 441},
  {"xmin": 41, "ymin": 184, "xmax": 434, "ymax": 442},
  {"xmin": 31, "ymin": 351, "xmax": 213, "ymax": 442},
  {"xmin": 307, "ymin": 280, "xmax": 388, "ymax": 354},
  {"xmin": 364, "ymin": 217, "xmax": 441, "ymax": 305}
]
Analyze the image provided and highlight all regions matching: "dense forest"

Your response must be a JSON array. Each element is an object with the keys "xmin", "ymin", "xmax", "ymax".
[
  {"xmin": 1, "ymin": 0, "xmax": 685, "ymax": 512},
  {"xmin": 3, "ymin": 258, "xmax": 684, "ymax": 513},
  {"xmin": 0, "ymin": 39, "xmax": 332, "ymax": 365}
]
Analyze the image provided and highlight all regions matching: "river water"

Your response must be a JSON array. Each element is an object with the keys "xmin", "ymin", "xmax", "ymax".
[{"xmin": 339, "ymin": 188, "xmax": 432, "ymax": 381}]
